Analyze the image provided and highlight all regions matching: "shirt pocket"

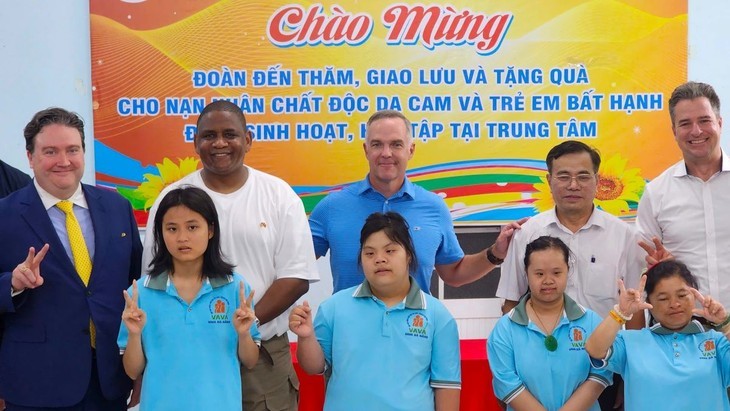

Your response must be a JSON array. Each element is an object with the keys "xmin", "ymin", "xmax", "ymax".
[{"xmin": 583, "ymin": 261, "xmax": 618, "ymax": 301}]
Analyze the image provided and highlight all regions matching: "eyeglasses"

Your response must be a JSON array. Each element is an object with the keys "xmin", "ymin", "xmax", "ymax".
[{"xmin": 551, "ymin": 174, "xmax": 596, "ymax": 185}]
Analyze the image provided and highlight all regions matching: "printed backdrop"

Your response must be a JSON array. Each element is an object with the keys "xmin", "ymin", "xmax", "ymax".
[{"xmin": 89, "ymin": 0, "xmax": 687, "ymax": 226}]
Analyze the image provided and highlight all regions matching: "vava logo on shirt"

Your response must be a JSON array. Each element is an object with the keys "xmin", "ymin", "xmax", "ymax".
[
  {"xmin": 208, "ymin": 297, "xmax": 231, "ymax": 323},
  {"xmin": 698, "ymin": 338, "xmax": 716, "ymax": 359},
  {"xmin": 405, "ymin": 313, "xmax": 429, "ymax": 339},
  {"xmin": 568, "ymin": 326, "xmax": 587, "ymax": 351}
]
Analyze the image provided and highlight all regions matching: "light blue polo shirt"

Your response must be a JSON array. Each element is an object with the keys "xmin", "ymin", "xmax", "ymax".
[
  {"xmin": 314, "ymin": 279, "xmax": 461, "ymax": 411},
  {"xmin": 488, "ymin": 294, "xmax": 611, "ymax": 411},
  {"xmin": 309, "ymin": 175, "xmax": 464, "ymax": 293},
  {"xmin": 591, "ymin": 320, "xmax": 730, "ymax": 411},
  {"xmin": 117, "ymin": 273, "xmax": 260, "ymax": 411}
]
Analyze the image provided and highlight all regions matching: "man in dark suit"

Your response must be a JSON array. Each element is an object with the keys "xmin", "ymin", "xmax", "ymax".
[
  {"xmin": 0, "ymin": 107, "xmax": 142, "ymax": 410},
  {"xmin": 0, "ymin": 159, "xmax": 31, "ymax": 410},
  {"xmin": 0, "ymin": 160, "xmax": 31, "ymax": 198}
]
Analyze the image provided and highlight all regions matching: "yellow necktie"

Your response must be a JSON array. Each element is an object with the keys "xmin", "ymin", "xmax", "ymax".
[{"xmin": 57, "ymin": 200, "xmax": 96, "ymax": 347}]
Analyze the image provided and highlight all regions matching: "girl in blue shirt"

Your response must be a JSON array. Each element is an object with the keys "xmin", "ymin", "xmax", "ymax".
[
  {"xmin": 290, "ymin": 211, "xmax": 461, "ymax": 411},
  {"xmin": 118, "ymin": 186, "xmax": 259, "ymax": 410},
  {"xmin": 488, "ymin": 236, "xmax": 609, "ymax": 411},
  {"xmin": 586, "ymin": 260, "xmax": 730, "ymax": 411}
]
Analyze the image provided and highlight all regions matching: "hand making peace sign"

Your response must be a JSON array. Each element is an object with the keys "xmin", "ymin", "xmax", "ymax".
[
  {"xmin": 233, "ymin": 282, "xmax": 256, "ymax": 336},
  {"xmin": 122, "ymin": 280, "xmax": 147, "ymax": 336},
  {"xmin": 11, "ymin": 244, "xmax": 49, "ymax": 292},
  {"xmin": 638, "ymin": 237, "xmax": 674, "ymax": 267}
]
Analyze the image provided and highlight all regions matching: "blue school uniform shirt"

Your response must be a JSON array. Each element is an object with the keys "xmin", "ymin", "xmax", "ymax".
[
  {"xmin": 591, "ymin": 320, "xmax": 730, "ymax": 411},
  {"xmin": 488, "ymin": 294, "xmax": 611, "ymax": 411},
  {"xmin": 117, "ymin": 273, "xmax": 260, "ymax": 411},
  {"xmin": 314, "ymin": 279, "xmax": 461, "ymax": 410}
]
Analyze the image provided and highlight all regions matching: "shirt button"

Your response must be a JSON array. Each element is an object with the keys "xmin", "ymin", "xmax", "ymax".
[
  {"xmin": 675, "ymin": 352, "xmax": 680, "ymax": 358},
  {"xmin": 385, "ymin": 312, "xmax": 389, "ymax": 315},
  {"xmin": 86, "ymin": 290, "xmax": 92, "ymax": 296},
  {"xmin": 188, "ymin": 308, "xmax": 193, "ymax": 312},
  {"xmin": 673, "ymin": 343, "xmax": 678, "ymax": 348}
]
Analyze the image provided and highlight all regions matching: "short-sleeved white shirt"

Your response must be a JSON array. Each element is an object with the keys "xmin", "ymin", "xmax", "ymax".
[
  {"xmin": 142, "ymin": 167, "xmax": 319, "ymax": 339},
  {"xmin": 496, "ymin": 208, "xmax": 644, "ymax": 318}
]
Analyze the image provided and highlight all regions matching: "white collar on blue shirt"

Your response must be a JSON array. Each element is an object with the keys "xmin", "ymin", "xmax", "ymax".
[{"xmin": 33, "ymin": 179, "xmax": 88, "ymax": 211}]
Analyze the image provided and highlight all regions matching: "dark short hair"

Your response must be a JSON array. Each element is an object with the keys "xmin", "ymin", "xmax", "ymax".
[
  {"xmin": 148, "ymin": 185, "xmax": 234, "ymax": 279},
  {"xmin": 668, "ymin": 81, "xmax": 721, "ymax": 124},
  {"xmin": 365, "ymin": 110, "xmax": 412, "ymax": 141},
  {"xmin": 358, "ymin": 211, "xmax": 417, "ymax": 274},
  {"xmin": 24, "ymin": 107, "xmax": 85, "ymax": 153},
  {"xmin": 644, "ymin": 260, "xmax": 698, "ymax": 299},
  {"xmin": 545, "ymin": 141, "xmax": 601, "ymax": 174},
  {"xmin": 644, "ymin": 260, "xmax": 699, "ymax": 327},
  {"xmin": 196, "ymin": 100, "xmax": 247, "ymax": 130},
  {"xmin": 524, "ymin": 236, "xmax": 570, "ymax": 271}
]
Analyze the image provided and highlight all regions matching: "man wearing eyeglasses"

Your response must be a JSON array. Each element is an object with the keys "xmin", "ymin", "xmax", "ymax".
[
  {"xmin": 496, "ymin": 141, "xmax": 645, "ymax": 409},
  {"xmin": 496, "ymin": 140, "xmax": 645, "ymax": 321}
]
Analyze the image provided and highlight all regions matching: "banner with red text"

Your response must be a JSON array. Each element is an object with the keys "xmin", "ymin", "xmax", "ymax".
[{"xmin": 89, "ymin": 1, "xmax": 687, "ymax": 226}]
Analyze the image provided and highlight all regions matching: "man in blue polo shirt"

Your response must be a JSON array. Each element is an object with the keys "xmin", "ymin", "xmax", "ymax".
[{"xmin": 309, "ymin": 110, "xmax": 525, "ymax": 293}]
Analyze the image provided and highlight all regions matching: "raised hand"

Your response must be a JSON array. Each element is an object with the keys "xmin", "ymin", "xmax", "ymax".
[
  {"xmin": 617, "ymin": 275, "xmax": 653, "ymax": 316},
  {"xmin": 289, "ymin": 301, "xmax": 314, "ymax": 338},
  {"xmin": 122, "ymin": 280, "xmax": 146, "ymax": 335},
  {"xmin": 11, "ymin": 244, "xmax": 50, "ymax": 292},
  {"xmin": 639, "ymin": 237, "xmax": 674, "ymax": 267},
  {"xmin": 233, "ymin": 282, "xmax": 256, "ymax": 336},
  {"xmin": 690, "ymin": 288, "xmax": 728, "ymax": 325}
]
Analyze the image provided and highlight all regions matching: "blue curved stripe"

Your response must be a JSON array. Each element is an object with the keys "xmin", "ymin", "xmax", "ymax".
[
  {"xmin": 94, "ymin": 141, "xmax": 158, "ymax": 183},
  {"xmin": 453, "ymin": 207, "xmax": 536, "ymax": 222}
]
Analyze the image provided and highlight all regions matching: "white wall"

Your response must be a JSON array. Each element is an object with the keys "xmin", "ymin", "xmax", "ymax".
[
  {"xmin": 0, "ymin": 1, "xmax": 95, "ymax": 182},
  {"xmin": 1, "ymin": 0, "xmax": 728, "ymax": 340}
]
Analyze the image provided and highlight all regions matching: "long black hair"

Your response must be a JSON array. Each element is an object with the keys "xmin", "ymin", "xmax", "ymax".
[{"xmin": 148, "ymin": 185, "xmax": 234, "ymax": 279}]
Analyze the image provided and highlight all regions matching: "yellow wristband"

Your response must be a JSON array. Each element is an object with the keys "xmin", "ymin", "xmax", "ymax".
[
  {"xmin": 612, "ymin": 304, "xmax": 633, "ymax": 321},
  {"xmin": 608, "ymin": 309, "xmax": 626, "ymax": 325}
]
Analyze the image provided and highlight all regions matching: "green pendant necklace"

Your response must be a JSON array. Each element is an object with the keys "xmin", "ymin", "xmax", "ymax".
[{"xmin": 530, "ymin": 300, "xmax": 563, "ymax": 352}]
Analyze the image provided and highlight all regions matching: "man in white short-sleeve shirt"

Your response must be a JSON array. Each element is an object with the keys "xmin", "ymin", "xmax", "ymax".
[
  {"xmin": 496, "ymin": 141, "xmax": 645, "ymax": 410},
  {"xmin": 142, "ymin": 101, "xmax": 318, "ymax": 411},
  {"xmin": 637, "ymin": 81, "xmax": 730, "ymax": 308},
  {"xmin": 496, "ymin": 141, "xmax": 644, "ymax": 326}
]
